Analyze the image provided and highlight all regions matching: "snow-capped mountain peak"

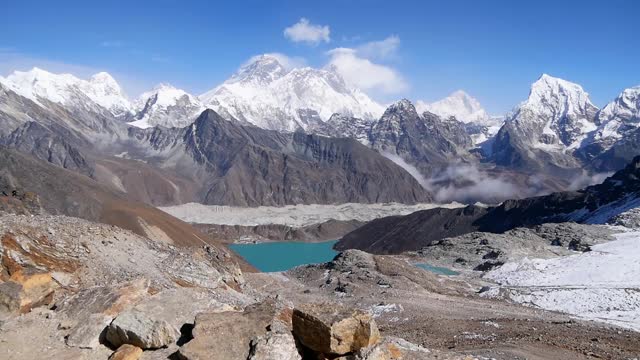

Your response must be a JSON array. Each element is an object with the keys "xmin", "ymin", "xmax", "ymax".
[
  {"xmin": 228, "ymin": 54, "xmax": 288, "ymax": 85},
  {"xmin": 592, "ymin": 86, "xmax": 640, "ymax": 146},
  {"xmin": 0, "ymin": 67, "xmax": 132, "ymax": 117},
  {"xmin": 527, "ymin": 74, "xmax": 597, "ymax": 113},
  {"xmin": 129, "ymin": 83, "xmax": 205, "ymax": 129},
  {"xmin": 416, "ymin": 90, "xmax": 490, "ymax": 124},
  {"xmin": 199, "ymin": 54, "xmax": 384, "ymax": 132},
  {"xmin": 386, "ymin": 98, "xmax": 417, "ymax": 114},
  {"xmin": 510, "ymin": 74, "xmax": 599, "ymax": 149}
]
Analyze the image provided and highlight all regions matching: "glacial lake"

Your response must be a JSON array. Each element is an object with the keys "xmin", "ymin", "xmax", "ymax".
[
  {"xmin": 230, "ymin": 240, "xmax": 460, "ymax": 276},
  {"xmin": 415, "ymin": 263, "xmax": 460, "ymax": 276},
  {"xmin": 229, "ymin": 240, "xmax": 338, "ymax": 272}
]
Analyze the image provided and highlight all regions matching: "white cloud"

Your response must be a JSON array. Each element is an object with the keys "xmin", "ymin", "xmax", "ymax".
[
  {"xmin": 284, "ymin": 18, "xmax": 330, "ymax": 45},
  {"xmin": 326, "ymin": 48, "xmax": 408, "ymax": 94},
  {"xmin": 356, "ymin": 35, "xmax": 400, "ymax": 60}
]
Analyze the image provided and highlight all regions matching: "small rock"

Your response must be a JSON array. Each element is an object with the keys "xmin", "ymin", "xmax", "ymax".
[{"xmin": 109, "ymin": 344, "xmax": 143, "ymax": 360}]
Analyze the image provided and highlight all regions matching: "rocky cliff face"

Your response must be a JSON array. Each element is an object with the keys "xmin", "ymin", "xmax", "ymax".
[
  {"xmin": 492, "ymin": 74, "xmax": 599, "ymax": 172},
  {"xmin": 132, "ymin": 110, "xmax": 432, "ymax": 206},
  {"xmin": 369, "ymin": 100, "xmax": 474, "ymax": 174}
]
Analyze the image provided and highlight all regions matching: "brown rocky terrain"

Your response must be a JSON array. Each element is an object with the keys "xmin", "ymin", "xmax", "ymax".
[
  {"xmin": 0, "ymin": 146, "xmax": 254, "ymax": 271},
  {"xmin": 0, "ymin": 213, "xmax": 475, "ymax": 359}
]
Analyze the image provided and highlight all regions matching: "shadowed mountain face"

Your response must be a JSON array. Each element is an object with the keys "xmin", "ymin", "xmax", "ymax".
[
  {"xmin": 126, "ymin": 110, "xmax": 433, "ymax": 206},
  {"xmin": 336, "ymin": 155, "xmax": 640, "ymax": 254}
]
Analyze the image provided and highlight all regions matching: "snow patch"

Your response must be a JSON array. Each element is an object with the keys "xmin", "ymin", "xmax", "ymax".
[{"xmin": 484, "ymin": 230, "xmax": 640, "ymax": 331}]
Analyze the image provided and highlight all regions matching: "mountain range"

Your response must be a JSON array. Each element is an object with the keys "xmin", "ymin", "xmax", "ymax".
[{"xmin": 1, "ymin": 55, "xmax": 639, "ymax": 206}]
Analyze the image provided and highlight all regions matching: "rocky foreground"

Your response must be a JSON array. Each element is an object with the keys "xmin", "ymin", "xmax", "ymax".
[{"xmin": 2, "ymin": 213, "xmax": 639, "ymax": 359}]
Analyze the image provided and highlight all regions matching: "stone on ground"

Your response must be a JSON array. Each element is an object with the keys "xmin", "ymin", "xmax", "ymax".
[
  {"xmin": 177, "ymin": 301, "xmax": 291, "ymax": 360},
  {"xmin": 60, "ymin": 278, "xmax": 149, "ymax": 349},
  {"xmin": 292, "ymin": 303, "xmax": 380, "ymax": 356},
  {"xmin": 248, "ymin": 332, "xmax": 301, "ymax": 360},
  {"xmin": 106, "ymin": 309, "xmax": 178, "ymax": 349},
  {"xmin": 109, "ymin": 344, "xmax": 143, "ymax": 360},
  {"xmin": 0, "ymin": 270, "xmax": 57, "ymax": 315}
]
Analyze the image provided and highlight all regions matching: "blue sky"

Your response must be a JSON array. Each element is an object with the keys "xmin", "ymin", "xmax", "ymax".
[{"xmin": 1, "ymin": 0, "xmax": 638, "ymax": 114}]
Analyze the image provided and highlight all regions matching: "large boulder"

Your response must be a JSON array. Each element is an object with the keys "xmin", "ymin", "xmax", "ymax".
[
  {"xmin": 292, "ymin": 303, "xmax": 380, "ymax": 356},
  {"xmin": 60, "ymin": 278, "xmax": 150, "ymax": 349},
  {"xmin": 0, "ymin": 269, "xmax": 57, "ymax": 315},
  {"xmin": 177, "ymin": 300, "xmax": 291, "ymax": 360},
  {"xmin": 106, "ymin": 309, "xmax": 178, "ymax": 349}
]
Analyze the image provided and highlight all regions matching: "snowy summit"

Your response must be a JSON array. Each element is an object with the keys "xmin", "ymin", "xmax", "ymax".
[{"xmin": 199, "ymin": 54, "xmax": 385, "ymax": 132}]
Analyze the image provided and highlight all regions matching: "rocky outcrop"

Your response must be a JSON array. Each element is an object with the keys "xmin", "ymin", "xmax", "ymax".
[{"xmin": 292, "ymin": 303, "xmax": 380, "ymax": 356}]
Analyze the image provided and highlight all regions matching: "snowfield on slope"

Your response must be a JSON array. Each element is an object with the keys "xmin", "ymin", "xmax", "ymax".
[
  {"xmin": 159, "ymin": 202, "xmax": 464, "ymax": 227},
  {"xmin": 484, "ymin": 228, "xmax": 640, "ymax": 331}
]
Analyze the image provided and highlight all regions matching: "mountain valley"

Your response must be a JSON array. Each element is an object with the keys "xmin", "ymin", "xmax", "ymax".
[{"xmin": 1, "ymin": 53, "xmax": 640, "ymax": 360}]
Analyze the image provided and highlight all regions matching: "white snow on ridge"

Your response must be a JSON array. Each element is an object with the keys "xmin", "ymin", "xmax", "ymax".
[
  {"xmin": 199, "ymin": 54, "xmax": 385, "ymax": 132},
  {"xmin": 0, "ymin": 67, "xmax": 132, "ymax": 117},
  {"xmin": 593, "ymin": 86, "xmax": 640, "ymax": 146},
  {"xmin": 128, "ymin": 84, "xmax": 206, "ymax": 129},
  {"xmin": 485, "ymin": 229, "xmax": 640, "ymax": 331},
  {"xmin": 509, "ymin": 74, "xmax": 599, "ymax": 150},
  {"xmin": 159, "ymin": 202, "xmax": 464, "ymax": 227},
  {"xmin": 416, "ymin": 90, "xmax": 491, "ymax": 124}
]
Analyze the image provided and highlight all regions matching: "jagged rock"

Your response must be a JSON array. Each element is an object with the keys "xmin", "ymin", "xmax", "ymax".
[
  {"xmin": 0, "ymin": 270, "xmax": 57, "ymax": 315},
  {"xmin": 66, "ymin": 313, "xmax": 113, "ymax": 349},
  {"xmin": 292, "ymin": 303, "xmax": 380, "ymax": 356},
  {"xmin": 177, "ymin": 301, "xmax": 285, "ymax": 360},
  {"xmin": 61, "ymin": 279, "xmax": 149, "ymax": 349},
  {"xmin": 106, "ymin": 309, "xmax": 178, "ymax": 349},
  {"xmin": 109, "ymin": 344, "xmax": 143, "ymax": 360},
  {"xmin": 473, "ymin": 261, "xmax": 504, "ymax": 272},
  {"xmin": 248, "ymin": 332, "xmax": 301, "ymax": 360}
]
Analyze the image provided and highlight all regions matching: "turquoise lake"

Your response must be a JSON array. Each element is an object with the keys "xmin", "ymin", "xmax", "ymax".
[
  {"xmin": 230, "ymin": 240, "xmax": 338, "ymax": 272},
  {"xmin": 230, "ymin": 240, "xmax": 460, "ymax": 275},
  {"xmin": 415, "ymin": 263, "xmax": 460, "ymax": 276}
]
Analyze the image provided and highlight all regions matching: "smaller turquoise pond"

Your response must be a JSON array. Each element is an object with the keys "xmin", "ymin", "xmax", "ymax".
[
  {"xmin": 230, "ymin": 240, "xmax": 338, "ymax": 272},
  {"xmin": 415, "ymin": 263, "xmax": 459, "ymax": 276}
]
